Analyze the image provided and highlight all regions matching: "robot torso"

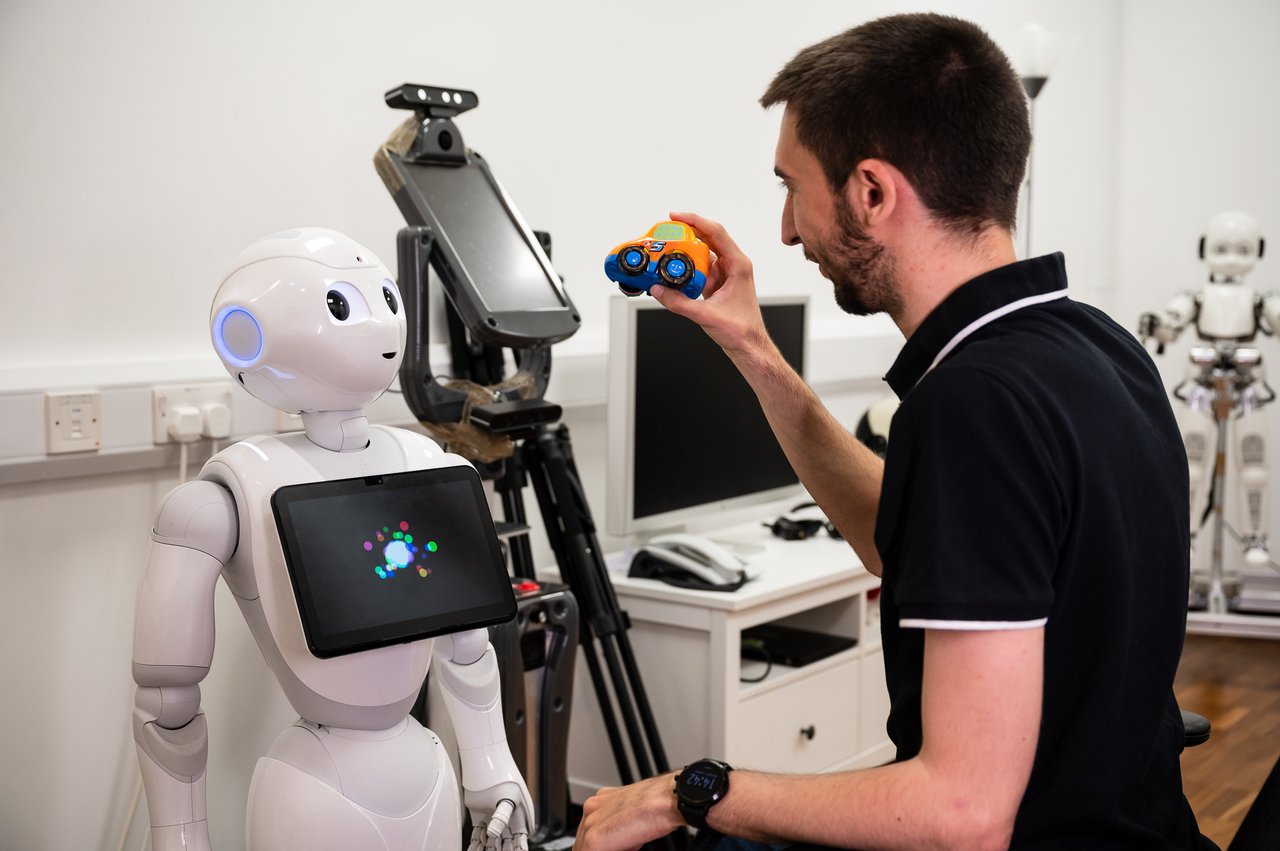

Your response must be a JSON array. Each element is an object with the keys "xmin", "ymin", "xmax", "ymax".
[
  {"xmin": 1197, "ymin": 283, "xmax": 1259, "ymax": 342},
  {"xmin": 201, "ymin": 426, "xmax": 470, "ymax": 730}
]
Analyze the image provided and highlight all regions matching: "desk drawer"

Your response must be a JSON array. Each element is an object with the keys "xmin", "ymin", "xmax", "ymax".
[{"xmin": 729, "ymin": 658, "xmax": 859, "ymax": 773}]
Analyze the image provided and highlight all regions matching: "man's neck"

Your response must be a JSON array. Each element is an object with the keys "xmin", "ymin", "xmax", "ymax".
[{"xmin": 890, "ymin": 225, "xmax": 1019, "ymax": 338}]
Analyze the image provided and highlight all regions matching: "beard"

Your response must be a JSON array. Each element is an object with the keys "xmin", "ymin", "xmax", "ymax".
[{"xmin": 806, "ymin": 200, "xmax": 902, "ymax": 318}]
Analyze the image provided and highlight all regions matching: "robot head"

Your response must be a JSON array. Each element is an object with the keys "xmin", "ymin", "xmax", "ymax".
[
  {"xmin": 210, "ymin": 228, "xmax": 406, "ymax": 414},
  {"xmin": 1199, "ymin": 210, "xmax": 1265, "ymax": 281}
]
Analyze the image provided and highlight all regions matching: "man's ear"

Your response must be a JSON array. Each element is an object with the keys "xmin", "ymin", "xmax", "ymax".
[{"xmin": 844, "ymin": 159, "xmax": 897, "ymax": 228}]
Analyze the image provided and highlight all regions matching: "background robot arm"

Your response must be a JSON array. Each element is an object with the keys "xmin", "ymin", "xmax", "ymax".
[
  {"xmin": 432, "ymin": 629, "xmax": 536, "ymax": 850},
  {"xmin": 1139, "ymin": 290, "xmax": 1198, "ymax": 353},
  {"xmin": 1259, "ymin": 290, "xmax": 1280, "ymax": 336},
  {"xmin": 131, "ymin": 480, "xmax": 238, "ymax": 851}
]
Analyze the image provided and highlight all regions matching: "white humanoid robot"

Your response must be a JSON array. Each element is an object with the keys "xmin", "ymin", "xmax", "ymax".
[
  {"xmin": 131, "ymin": 228, "xmax": 533, "ymax": 850},
  {"xmin": 1139, "ymin": 210, "xmax": 1279, "ymax": 609}
]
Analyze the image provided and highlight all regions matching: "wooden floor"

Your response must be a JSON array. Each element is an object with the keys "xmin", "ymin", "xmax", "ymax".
[{"xmin": 1174, "ymin": 633, "xmax": 1280, "ymax": 847}]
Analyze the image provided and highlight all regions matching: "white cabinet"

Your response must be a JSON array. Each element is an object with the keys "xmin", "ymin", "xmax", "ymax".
[{"xmin": 548, "ymin": 522, "xmax": 894, "ymax": 803}]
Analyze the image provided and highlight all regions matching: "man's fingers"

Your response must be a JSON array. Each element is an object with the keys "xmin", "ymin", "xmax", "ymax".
[
  {"xmin": 650, "ymin": 285, "xmax": 705, "ymax": 319},
  {"xmin": 702, "ymin": 255, "xmax": 728, "ymax": 298},
  {"xmin": 670, "ymin": 211, "xmax": 745, "ymax": 262}
]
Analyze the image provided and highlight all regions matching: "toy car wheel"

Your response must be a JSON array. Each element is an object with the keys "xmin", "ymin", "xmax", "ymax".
[
  {"xmin": 617, "ymin": 284, "xmax": 645, "ymax": 297},
  {"xmin": 617, "ymin": 245, "xmax": 648, "ymax": 275},
  {"xmin": 658, "ymin": 252, "xmax": 694, "ymax": 287}
]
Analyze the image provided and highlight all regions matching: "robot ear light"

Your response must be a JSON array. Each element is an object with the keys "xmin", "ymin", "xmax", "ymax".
[
  {"xmin": 213, "ymin": 305, "xmax": 264, "ymax": 368},
  {"xmin": 1199, "ymin": 237, "xmax": 1206, "ymax": 260}
]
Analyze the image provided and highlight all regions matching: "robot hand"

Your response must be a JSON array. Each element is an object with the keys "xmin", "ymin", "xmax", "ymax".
[
  {"xmin": 465, "ymin": 780, "xmax": 536, "ymax": 851},
  {"xmin": 1138, "ymin": 312, "xmax": 1165, "ymax": 353},
  {"xmin": 1139, "ymin": 309, "xmax": 1189, "ymax": 355}
]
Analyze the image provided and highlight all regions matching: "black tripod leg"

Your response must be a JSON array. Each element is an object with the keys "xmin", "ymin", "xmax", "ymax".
[
  {"xmin": 558, "ymin": 439, "xmax": 673, "ymax": 775},
  {"xmin": 523, "ymin": 426, "xmax": 672, "ymax": 778},
  {"xmin": 524, "ymin": 439, "xmax": 636, "ymax": 784},
  {"xmin": 497, "ymin": 451, "xmax": 538, "ymax": 580}
]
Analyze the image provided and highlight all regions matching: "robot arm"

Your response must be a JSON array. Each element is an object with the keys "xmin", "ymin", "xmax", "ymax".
[
  {"xmin": 1139, "ymin": 290, "xmax": 1198, "ymax": 354},
  {"xmin": 432, "ymin": 628, "xmax": 536, "ymax": 851},
  {"xmin": 1260, "ymin": 291, "xmax": 1280, "ymax": 336},
  {"xmin": 132, "ymin": 480, "xmax": 238, "ymax": 851}
]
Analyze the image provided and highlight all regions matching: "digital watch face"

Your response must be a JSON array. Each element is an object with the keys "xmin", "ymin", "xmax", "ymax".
[
  {"xmin": 271, "ymin": 467, "xmax": 516, "ymax": 658},
  {"xmin": 679, "ymin": 764, "xmax": 726, "ymax": 805}
]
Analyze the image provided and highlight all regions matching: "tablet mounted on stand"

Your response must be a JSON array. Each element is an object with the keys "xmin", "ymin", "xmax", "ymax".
[{"xmin": 374, "ymin": 84, "xmax": 682, "ymax": 850}]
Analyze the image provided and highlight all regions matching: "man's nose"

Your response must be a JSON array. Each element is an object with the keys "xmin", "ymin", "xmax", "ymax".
[{"xmin": 781, "ymin": 198, "xmax": 801, "ymax": 246}]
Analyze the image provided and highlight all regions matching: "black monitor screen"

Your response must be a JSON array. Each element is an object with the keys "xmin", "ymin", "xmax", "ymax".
[
  {"xmin": 632, "ymin": 302, "xmax": 804, "ymax": 519},
  {"xmin": 271, "ymin": 467, "xmax": 515, "ymax": 658},
  {"xmin": 404, "ymin": 162, "xmax": 567, "ymax": 313}
]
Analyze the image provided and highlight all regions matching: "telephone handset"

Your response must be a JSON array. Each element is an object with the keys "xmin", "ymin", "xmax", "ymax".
[{"xmin": 627, "ymin": 533, "xmax": 751, "ymax": 592}]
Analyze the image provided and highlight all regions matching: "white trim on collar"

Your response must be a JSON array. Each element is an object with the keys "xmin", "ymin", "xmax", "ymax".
[
  {"xmin": 899, "ymin": 617, "xmax": 1049, "ymax": 631},
  {"xmin": 920, "ymin": 288, "xmax": 1070, "ymax": 385}
]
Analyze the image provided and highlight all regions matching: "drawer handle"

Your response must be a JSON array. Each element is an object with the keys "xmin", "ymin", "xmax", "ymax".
[{"xmin": 800, "ymin": 725, "xmax": 815, "ymax": 740}]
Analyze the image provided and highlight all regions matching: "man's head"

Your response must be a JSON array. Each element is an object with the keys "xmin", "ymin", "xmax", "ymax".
[{"xmin": 763, "ymin": 14, "xmax": 1030, "ymax": 316}]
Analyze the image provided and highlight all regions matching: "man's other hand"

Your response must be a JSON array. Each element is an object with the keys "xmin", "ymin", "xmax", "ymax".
[{"xmin": 574, "ymin": 772, "xmax": 684, "ymax": 851}]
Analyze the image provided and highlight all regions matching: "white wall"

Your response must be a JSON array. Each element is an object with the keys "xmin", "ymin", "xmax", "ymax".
[
  {"xmin": 0, "ymin": 1, "xmax": 1146, "ymax": 848},
  {"xmin": 1114, "ymin": 0, "xmax": 1280, "ymax": 579}
]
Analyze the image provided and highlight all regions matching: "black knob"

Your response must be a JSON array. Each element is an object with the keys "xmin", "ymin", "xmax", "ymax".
[{"xmin": 800, "ymin": 725, "xmax": 815, "ymax": 740}]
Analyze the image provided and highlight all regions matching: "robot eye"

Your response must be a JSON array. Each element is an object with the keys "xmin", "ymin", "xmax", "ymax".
[
  {"xmin": 327, "ymin": 290, "xmax": 350, "ymax": 320},
  {"xmin": 323, "ymin": 281, "xmax": 372, "ymax": 324},
  {"xmin": 383, "ymin": 285, "xmax": 399, "ymax": 315}
]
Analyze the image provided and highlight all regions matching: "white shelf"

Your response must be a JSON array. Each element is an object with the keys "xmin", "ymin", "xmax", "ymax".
[{"xmin": 549, "ymin": 519, "xmax": 889, "ymax": 802}]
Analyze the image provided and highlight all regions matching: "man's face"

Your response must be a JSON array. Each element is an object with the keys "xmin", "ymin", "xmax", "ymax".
[{"xmin": 774, "ymin": 108, "xmax": 902, "ymax": 318}]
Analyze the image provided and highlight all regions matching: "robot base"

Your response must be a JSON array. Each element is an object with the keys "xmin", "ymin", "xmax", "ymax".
[{"xmin": 247, "ymin": 717, "xmax": 461, "ymax": 851}]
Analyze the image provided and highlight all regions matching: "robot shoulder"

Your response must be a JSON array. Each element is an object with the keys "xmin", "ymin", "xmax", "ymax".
[{"xmin": 152, "ymin": 478, "xmax": 238, "ymax": 563}]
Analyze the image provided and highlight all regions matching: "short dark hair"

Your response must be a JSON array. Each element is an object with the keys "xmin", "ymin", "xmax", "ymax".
[{"xmin": 761, "ymin": 13, "xmax": 1030, "ymax": 234}]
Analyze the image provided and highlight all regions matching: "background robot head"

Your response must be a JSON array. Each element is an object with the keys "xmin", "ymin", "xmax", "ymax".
[
  {"xmin": 1199, "ymin": 210, "xmax": 1265, "ymax": 281},
  {"xmin": 210, "ymin": 228, "xmax": 406, "ymax": 414}
]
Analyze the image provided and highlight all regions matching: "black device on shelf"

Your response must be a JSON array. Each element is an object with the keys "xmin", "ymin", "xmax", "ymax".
[
  {"xmin": 740, "ymin": 623, "xmax": 857, "ymax": 669},
  {"xmin": 375, "ymin": 84, "xmax": 680, "ymax": 851}
]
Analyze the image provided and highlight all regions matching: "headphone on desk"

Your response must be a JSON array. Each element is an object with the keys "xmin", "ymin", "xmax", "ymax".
[{"xmin": 764, "ymin": 502, "xmax": 843, "ymax": 541}]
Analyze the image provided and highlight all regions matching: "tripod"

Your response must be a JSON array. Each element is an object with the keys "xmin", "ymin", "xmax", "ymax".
[{"xmin": 394, "ymin": 226, "xmax": 682, "ymax": 848}]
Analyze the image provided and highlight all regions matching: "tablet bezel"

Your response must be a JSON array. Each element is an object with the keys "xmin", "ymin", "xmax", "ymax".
[{"xmin": 271, "ymin": 466, "xmax": 515, "ymax": 658}]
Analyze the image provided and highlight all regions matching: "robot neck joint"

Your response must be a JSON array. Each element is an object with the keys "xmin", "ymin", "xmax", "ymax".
[{"xmin": 302, "ymin": 410, "xmax": 370, "ymax": 452}]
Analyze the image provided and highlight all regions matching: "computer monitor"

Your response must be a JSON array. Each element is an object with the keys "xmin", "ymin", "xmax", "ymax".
[{"xmin": 606, "ymin": 296, "xmax": 808, "ymax": 537}]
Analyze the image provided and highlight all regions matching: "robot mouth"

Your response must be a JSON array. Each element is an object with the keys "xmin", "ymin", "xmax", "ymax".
[{"xmin": 382, "ymin": 352, "xmax": 396, "ymax": 359}]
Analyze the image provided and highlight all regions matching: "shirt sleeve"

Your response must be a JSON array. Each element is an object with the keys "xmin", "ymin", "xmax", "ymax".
[{"xmin": 880, "ymin": 365, "xmax": 1065, "ymax": 629}]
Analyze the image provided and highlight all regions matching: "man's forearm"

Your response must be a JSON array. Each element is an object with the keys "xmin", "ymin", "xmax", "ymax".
[
  {"xmin": 709, "ymin": 760, "xmax": 1005, "ymax": 851},
  {"xmin": 730, "ymin": 336, "xmax": 885, "ymax": 576}
]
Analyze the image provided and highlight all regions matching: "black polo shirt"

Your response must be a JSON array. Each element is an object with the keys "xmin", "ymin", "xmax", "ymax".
[{"xmin": 875, "ymin": 254, "xmax": 1202, "ymax": 848}]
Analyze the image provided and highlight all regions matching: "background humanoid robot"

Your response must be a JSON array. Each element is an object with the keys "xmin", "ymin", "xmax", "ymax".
[
  {"xmin": 130, "ymin": 228, "xmax": 533, "ymax": 850},
  {"xmin": 1139, "ymin": 210, "xmax": 1279, "ymax": 608}
]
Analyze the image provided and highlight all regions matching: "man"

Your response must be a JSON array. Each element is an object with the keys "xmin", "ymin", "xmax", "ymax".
[{"xmin": 575, "ymin": 13, "xmax": 1209, "ymax": 851}]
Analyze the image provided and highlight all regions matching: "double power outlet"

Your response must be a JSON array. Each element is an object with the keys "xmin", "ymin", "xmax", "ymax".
[{"xmin": 152, "ymin": 382, "xmax": 235, "ymax": 444}]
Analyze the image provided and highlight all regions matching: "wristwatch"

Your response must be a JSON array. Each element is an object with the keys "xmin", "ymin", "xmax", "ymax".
[{"xmin": 675, "ymin": 758, "xmax": 733, "ymax": 830}]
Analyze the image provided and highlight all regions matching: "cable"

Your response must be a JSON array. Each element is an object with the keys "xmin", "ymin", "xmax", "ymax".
[
  {"xmin": 740, "ymin": 639, "xmax": 772, "ymax": 683},
  {"xmin": 178, "ymin": 442, "xmax": 189, "ymax": 484},
  {"xmin": 112, "ymin": 774, "xmax": 143, "ymax": 851}
]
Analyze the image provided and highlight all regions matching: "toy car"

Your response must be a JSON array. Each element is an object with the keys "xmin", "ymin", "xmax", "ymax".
[{"xmin": 604, "ymin": 220, "xmax": 711, "ymax": 299}]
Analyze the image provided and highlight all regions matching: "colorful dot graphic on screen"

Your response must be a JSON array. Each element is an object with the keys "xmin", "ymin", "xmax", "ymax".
[{"xmin": 364, "ymin": 521, "xmax": 438, "ymax": 580}]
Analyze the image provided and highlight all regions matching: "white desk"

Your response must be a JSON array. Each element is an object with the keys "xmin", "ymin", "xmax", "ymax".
[{"xmin": 543, "ymin": 520, "xmax": 894, "ymax": 803}]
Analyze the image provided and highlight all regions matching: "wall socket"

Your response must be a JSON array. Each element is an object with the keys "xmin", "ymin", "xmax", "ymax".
[
  {"xmin": 152, "ymin": 382, "xmax": 234, "ymax": 444},
  {"xmin": 46, "ymin": 391, "xmax": 102, "ymax": 454}
]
